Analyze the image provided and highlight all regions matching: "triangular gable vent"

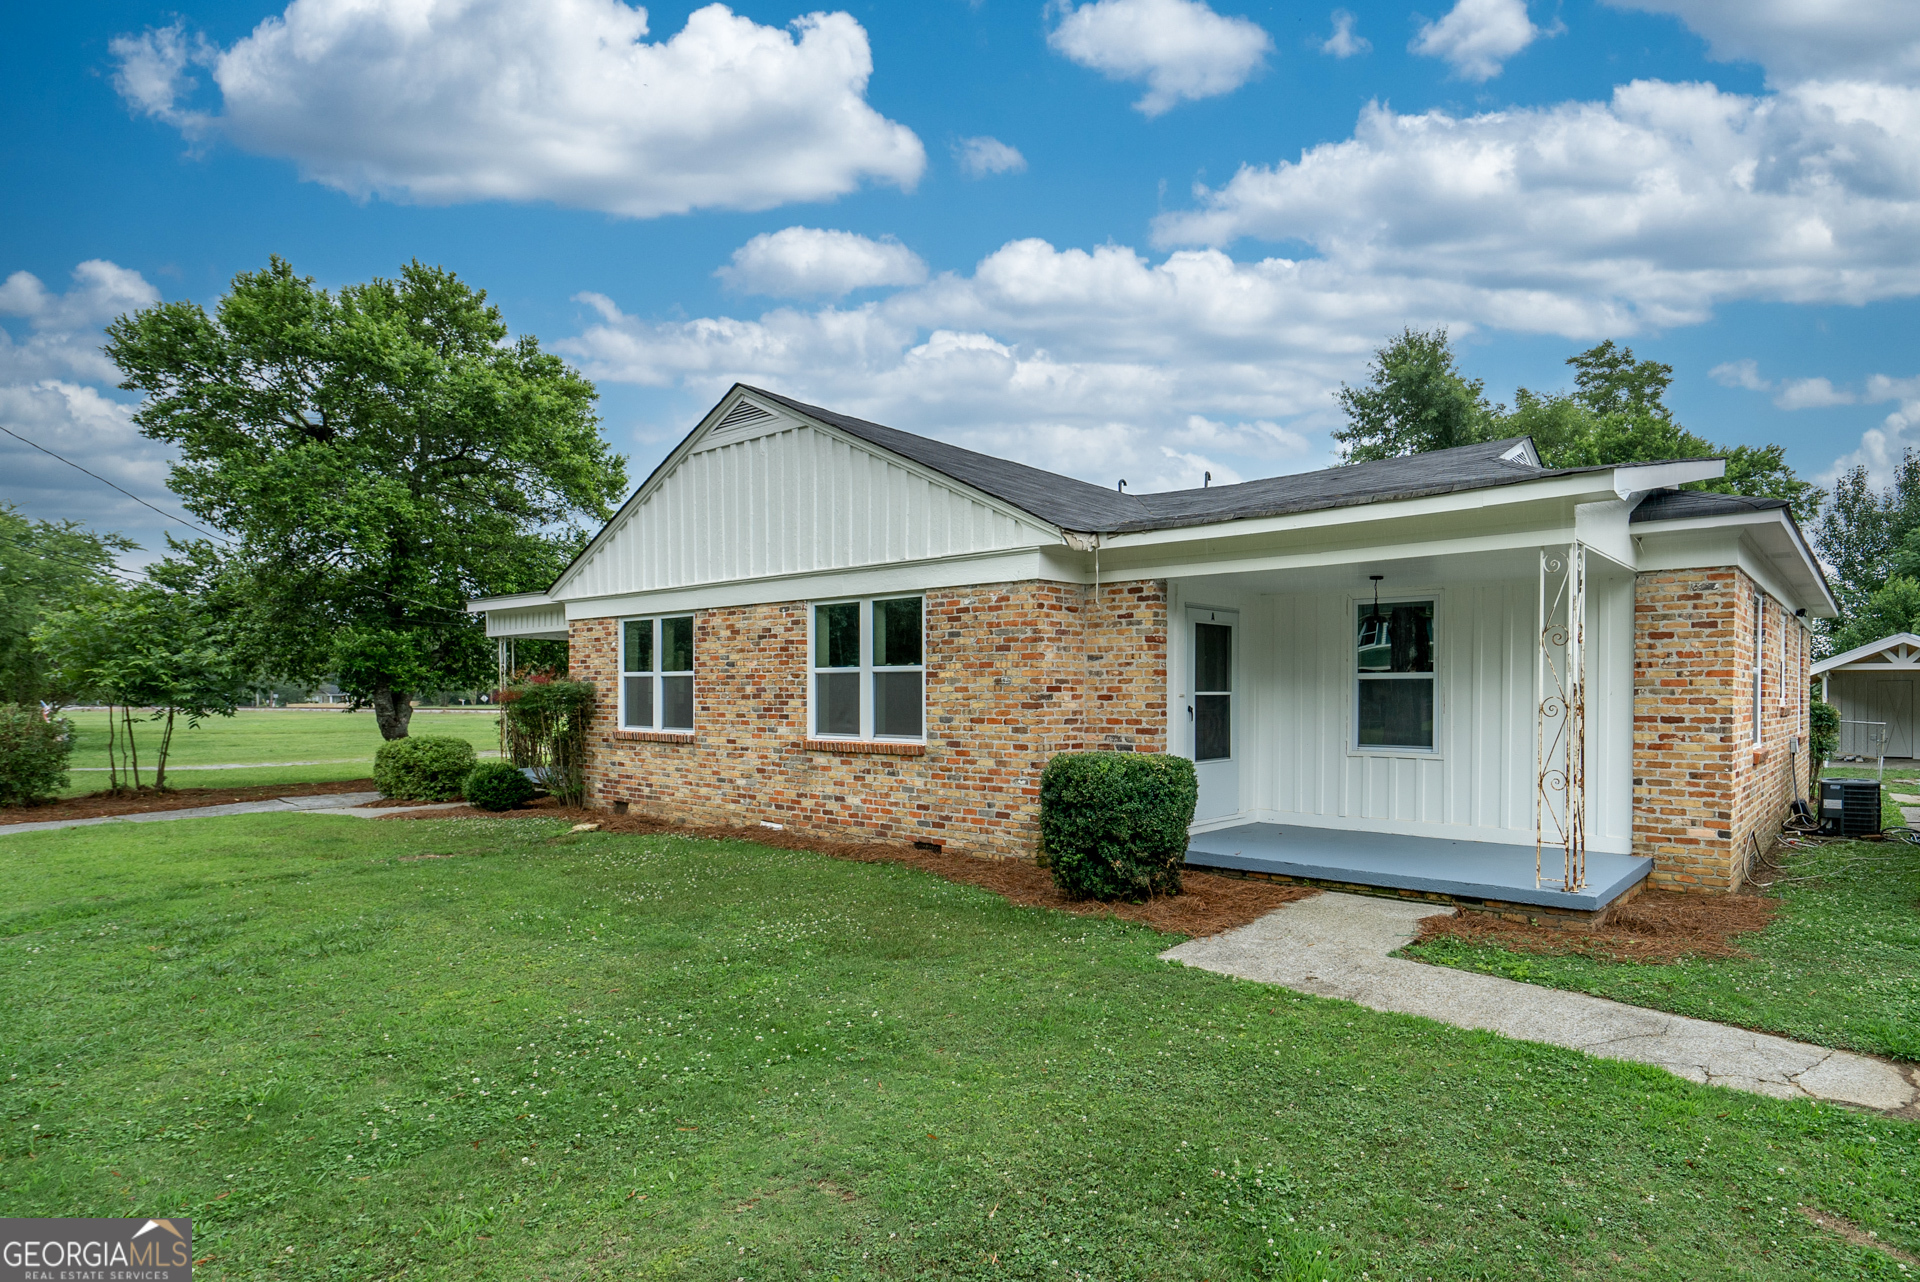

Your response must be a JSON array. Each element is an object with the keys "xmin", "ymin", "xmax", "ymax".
[{"xmin": 714, "ymin": 400, "xmax": 776, "ymax": 432}]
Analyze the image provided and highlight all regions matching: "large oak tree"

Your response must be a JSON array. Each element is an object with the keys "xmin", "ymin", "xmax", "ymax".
[{"xmin": 107, "ymin": 258, "xmax": 627, "ymax": 738}]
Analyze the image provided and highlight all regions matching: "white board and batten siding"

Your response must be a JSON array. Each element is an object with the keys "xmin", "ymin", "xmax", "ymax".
[
  {"xmin": 1176, "ymin": 574, "xmax": 1634, "ymax": 852},
  {"xmin": 557, "ymin": 404, "xmax": 1058, "ymax": 604}
]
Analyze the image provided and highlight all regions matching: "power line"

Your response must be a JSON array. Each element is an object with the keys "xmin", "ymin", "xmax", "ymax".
[{"xmin": 0, "ymin": 422, "xmax": 229, "ymax": 544}]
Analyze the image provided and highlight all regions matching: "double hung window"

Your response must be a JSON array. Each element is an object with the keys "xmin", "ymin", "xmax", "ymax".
[
  {"xmin": 812, "ymin": 597, "xmax": 924, "ymax": 740},
  {"xmin": 1356, "ymin": 600, "xmax": 1435, "ymax": 750},
  {"xmin": 621, "ymin": 615, "xmax": 694, "ymax": 731},
  {"xmin": 1752, "ymin": 594, "xmax": 1764, "ymax": 743}
]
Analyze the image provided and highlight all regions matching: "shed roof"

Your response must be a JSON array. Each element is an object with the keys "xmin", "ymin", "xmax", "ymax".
[{"xmin": 1812, "ymin": 633, "xmax": 1920, "ymax": 677}]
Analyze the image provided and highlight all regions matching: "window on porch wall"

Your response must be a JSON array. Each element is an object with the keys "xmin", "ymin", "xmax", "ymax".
[
  {"xmin": 1751, "ymin": 593, "xmax": 1764, "ymax": 744},
  {"xmin": 1356, "ymin": 600, "xmax": 1435, "ymax": 750}
]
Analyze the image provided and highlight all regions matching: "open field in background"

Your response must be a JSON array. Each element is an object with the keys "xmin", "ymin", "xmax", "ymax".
[
  {"xmin": 54, "ymin": 708, "xmax": 503, "ymax": 795},
  {"xmin": 3, "ymin": 815, "xmax": 1918, "ymax": 1279}
]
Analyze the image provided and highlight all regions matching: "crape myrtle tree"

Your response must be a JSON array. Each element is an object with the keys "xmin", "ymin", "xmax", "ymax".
[
  {"xmin": 1335, "ymin": 331, "xmax": 1823, "ymax": 524},
  {"xmin": 106, "ymin": 258, "xmax": 627, "ymax": 739}
]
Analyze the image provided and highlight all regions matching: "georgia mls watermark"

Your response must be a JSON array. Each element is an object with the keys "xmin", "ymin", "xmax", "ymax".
[{"xmin": 0, "ymin": 1218, "xmax": 191, "ymax": 1282}]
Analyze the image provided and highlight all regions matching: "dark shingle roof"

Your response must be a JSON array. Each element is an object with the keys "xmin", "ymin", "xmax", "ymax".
[
  {"xmin": 751, "ymin": 387, "xmax": 1606, "ymax": 534},
  {"xmin": 751, "ymin": 388, "xmax": 1143, "ymax": 530},
  {"xmin": 1629, "ymin": 488, "xmax": 1788, "ymax": 523}
]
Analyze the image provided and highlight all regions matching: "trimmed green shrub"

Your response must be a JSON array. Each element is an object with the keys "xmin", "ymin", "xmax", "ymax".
[
  {"xmin": 463, "ymin": 760, "xmax": 535, "ymax": 812},
  {"xmin": 0, "ymin": 704, "xmax": 71, "ymax": 807},
  {"xmin": 1040, "ymin": 751, "xmax": 1198, "ymax": 901},
  {"xmin": 373, "ymin": 735, "xmax": 477, "ymax": 801}
]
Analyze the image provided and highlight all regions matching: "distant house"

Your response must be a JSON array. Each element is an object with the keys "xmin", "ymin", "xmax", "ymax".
[
  {"xmin": 1812, "ymin": 634, "xmax": 1920, "ymax": 759},
  {"xmin": 471, "ymin": 385, "xmax": 1833, "ymax": 920}
]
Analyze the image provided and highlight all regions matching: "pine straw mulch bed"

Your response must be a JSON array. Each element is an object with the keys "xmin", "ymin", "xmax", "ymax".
[
  {"xmin": 0, "ymin": 778, "xmax": 379, "ymax": 825},
  {"xmin": 1411, "ymin": 887, "xmax": 1780, "ymax": 964},
  {"xmin": 382, "ymin": 799, "xmax": 1316, "ymax": 938}
]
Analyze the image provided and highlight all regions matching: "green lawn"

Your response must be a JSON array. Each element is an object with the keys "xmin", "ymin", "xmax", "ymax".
[
  {"xmin": 4, "ymin": 818, "xmax": 1918, "ymax": 1279},
  {"xmin": 1405, "ymin": 776, "xmax": 1920, "ymax": 1064},
  {"xmin": 57, "ymin": 708, "xmax": 502, "ymax": 794}
]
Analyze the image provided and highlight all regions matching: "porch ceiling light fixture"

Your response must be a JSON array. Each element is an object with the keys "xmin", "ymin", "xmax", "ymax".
[{"xmin": 1368, "ymin": 574, "xmax": 1384, "ymax": 622}]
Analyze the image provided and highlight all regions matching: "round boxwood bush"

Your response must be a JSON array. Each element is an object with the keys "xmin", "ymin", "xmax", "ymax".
[
  {"xmin": 0, "ymin": 704, "xmax": 72, "ymax": 807},
  {"xmin": 373, "ymin": 735, "xmax": 477, "ymax": 801},
  {"xmin": 1040, "ymin": 751, "xmax": 1198, "ymax": 901},
  {"xmin": 463, "ymin": 760, "xmax": 535, "ymax": 812}
]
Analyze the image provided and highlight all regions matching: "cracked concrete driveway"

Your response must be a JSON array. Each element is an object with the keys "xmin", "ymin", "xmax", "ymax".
[{"xmin": 1163, "ymin": 891, "xmax": 1919, "ymax": 1113}]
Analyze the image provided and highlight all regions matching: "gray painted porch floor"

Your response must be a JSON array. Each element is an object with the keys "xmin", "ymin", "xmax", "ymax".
[{"xmin": 1185, "ymin": 821, "xmax": 1652, "ymax": 912}]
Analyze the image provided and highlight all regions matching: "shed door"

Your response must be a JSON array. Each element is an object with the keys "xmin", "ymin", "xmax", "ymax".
[
  {"xmin": 1872, "ymin": 679, "xmax": 1914, "ymax": 758},
  {"xmin": 1188, "ymin": 607, "xmax": 1240, "ymax": 821}
]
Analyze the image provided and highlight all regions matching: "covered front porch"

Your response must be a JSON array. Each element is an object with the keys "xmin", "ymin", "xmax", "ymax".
[
  {"xmin": 1151, "ymin": 536, "xmax": 1642, "ymax": 914},
  {"xmin": 1185, "ymin": 822, "xmax": 1651, "ymax": 913}
]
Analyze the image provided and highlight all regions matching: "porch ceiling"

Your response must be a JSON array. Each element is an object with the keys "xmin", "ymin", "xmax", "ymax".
[{"xmin": 1186, "ymin": 822, "xmax": 1651, "ymax": 913}]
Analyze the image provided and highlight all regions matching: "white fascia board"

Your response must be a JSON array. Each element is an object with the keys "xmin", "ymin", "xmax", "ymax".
[
  {"xmin": 466, "ymin": 591, "xmax": 557, "ymax": 615},
  {"xmin": 1093, "ymin": 472, "xmax": 1618, "ymax": 551},
  {"xmin": 565, "ymin": 548, "xmax": 1056, "ymax": 620},
  {"xmin": 1811, "ymin": 632, "xmax": 1920, "ymax": 676},
  {"xmin": 1574, "ymin": 499, "xmax": 1636, "ymax": 570},
  {"xmin": 1085, "ymin": 524, "xmax": 1596, "ymax": 584},
  {"xmin": 1632, "ymin": 509, "xmax": 1837, "ymax": 617},
  {"xmin": 1611, "ymin": 458, "xmax": 1725, "ymax": 498}
]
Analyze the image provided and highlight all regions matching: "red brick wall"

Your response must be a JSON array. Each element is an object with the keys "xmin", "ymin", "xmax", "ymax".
[
  {"xmin": 571, "ymin": 578, "xmax": 1168, "ymax": 857},
  {"xmin": 1633, "ymin": 567, "xmax": 1811, "ymax": 890}
]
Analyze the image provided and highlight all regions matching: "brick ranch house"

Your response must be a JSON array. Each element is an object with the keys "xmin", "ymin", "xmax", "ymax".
[{"xmin": 472, "ymin": 385, "xmax": 1834, "ymax": 919}]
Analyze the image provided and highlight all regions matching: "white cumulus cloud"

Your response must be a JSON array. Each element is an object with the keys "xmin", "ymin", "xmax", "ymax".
[
  {"xmin": 556, "ymin": 235, "xmax": 1577, "ymax": 492},
  {"xmin": 1605, "ymin": 0, "xmax": 1920, "ymax": 87},
  {"xmin": 1411, "ymin": 0, "xmax": 1544, "ymax": 82},
  {"xmin": 0, "ymin": 261, "xmax": 160, "ymax": 384},
  {"xmin": 1152, "ymin": 79, "xmax": 1920, "ymax": 327},
  {"xmin": 110, "ymin": 0, "xmax": 925, "ymax": 218},
  {"xmin": 954, "ymin": 136, "xmax": 1028, "ymax": 178},
  {"xmin": 1824, "ymin": 375, "xmax": 1920, "ymax": 485},
  {"xmin": 715, "ymin": 227, "xmax": 928, "ymax": 298},
  {"xmin": 1321, "ymin": 10, "xmax": 1371, "ymax": 59},
  {"xmin": 1710, "ymin": 359, "xmax": 1857, "ymax": 410},
  {"xmin": 1047, "ymin": 0, "xmax": 1272, "ymax": 117},
  {"xmin": 0, "ymin": 261, "xmax": 194, "ymax": 552}
]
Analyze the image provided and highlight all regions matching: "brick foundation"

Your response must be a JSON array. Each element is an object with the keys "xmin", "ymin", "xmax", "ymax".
[
  {"xmin": 571, "ymin": 578, "xmax": 1168, "ymax": 858},
  {"xmin": 1632, "ymin": 567, "xmax": 1811, "ymax": 891}
]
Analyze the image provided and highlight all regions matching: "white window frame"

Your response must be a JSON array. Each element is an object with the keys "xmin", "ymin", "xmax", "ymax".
[
  {"xmin": 1751, "ymin": 593, "xmax": 1764, "ymax": 744},
  {"xmin": 808, "ymin": 596, "xmax": 926, "ymax": 742},
  {"xmin": 619, "ymin": 614, "xmax": 695, "ymax": 732},
  {"xmin": 1352, "ymin": 594, "xmax": 1440, "ymax": 756}
]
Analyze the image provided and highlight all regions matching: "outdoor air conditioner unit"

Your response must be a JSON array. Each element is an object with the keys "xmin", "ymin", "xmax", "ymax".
[{"xmin": 1819, "ymin": 779, "xmax": 1882, "ymax": 839}]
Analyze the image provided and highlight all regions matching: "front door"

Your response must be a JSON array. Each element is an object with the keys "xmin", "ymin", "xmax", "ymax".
[{"xmin": 1188, "ymin": 606, "xmax": 1239, "ymax": 821}]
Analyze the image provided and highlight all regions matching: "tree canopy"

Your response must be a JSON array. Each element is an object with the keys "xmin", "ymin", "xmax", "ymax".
[
  {"xmin": 0, "ymin": 505, "xmax": 134, "ymax": 706},
  {"xmin": 106, "ymin": 257, "xmax": 628, "ymax": 738},
  {"xmin": 1334, "ymin": 331, "xmax": 1823, "ymax": 523}
]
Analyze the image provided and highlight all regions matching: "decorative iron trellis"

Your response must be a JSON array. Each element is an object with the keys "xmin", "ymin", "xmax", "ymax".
[{"xmin": 1537, "ymin": 543, "xmax": 1588, "ymax": 892}]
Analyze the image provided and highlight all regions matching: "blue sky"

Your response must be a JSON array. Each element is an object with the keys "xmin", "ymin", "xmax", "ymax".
[{"xmin": 4, "ymin": 0, "xmax": 1918, "ymax": 561}]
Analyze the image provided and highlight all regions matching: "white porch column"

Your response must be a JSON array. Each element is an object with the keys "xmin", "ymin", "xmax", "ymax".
[{"xmin": 1537, "ymin": 543, "xmax": 1588, "ymax": 892}]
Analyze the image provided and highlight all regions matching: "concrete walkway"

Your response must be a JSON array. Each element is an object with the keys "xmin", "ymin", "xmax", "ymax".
[
  {"xmin": 0, "ymin": 793, "xmax": 464, "ymax": 836},
  {"xmin": 1163, "ymin": 891, "xmax": 1919, "ymax": 1113}
]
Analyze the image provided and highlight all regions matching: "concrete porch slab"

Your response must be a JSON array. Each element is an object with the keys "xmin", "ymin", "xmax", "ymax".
[{"xmin": 1186, "ymin": 821, "xmax": 1652, "ymax": 912}]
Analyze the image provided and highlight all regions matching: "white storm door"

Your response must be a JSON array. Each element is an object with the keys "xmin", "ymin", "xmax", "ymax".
[{"xmin": 1188, "ymin": 606, "xmax": 1240, "ymax": 821}]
